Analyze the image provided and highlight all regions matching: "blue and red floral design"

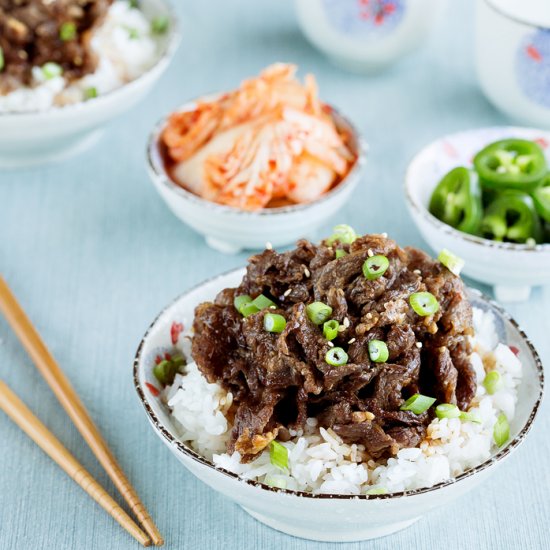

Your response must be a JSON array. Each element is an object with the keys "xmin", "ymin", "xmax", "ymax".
[
  {"xmin": 322, "ymin": 0, "xmax": 406, "ymax": 38},
  {"xmin": 516, "ymin": 29, "xmax": 550, "ymax": 109}
]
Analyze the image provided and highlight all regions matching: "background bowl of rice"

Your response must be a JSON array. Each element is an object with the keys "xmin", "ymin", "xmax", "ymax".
[
  {"xmin": 0, "ymin": 0, "xmax": 180, "ymax": 168},
  {"xmin": 133, "ymin": 268, "xmax": 544, "ymax": 542}
]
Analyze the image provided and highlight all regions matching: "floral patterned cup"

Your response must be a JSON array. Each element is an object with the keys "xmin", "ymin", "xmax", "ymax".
[
  {"xmin": 295, "ymin": 0, "xmax": 441, "ymax": 72},
  {"xmin": 476, "ymin": 0, "xmax": 550, "ymax": 127}
]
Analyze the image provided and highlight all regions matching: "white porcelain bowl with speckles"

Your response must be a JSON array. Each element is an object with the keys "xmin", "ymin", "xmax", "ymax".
[
  {"xmin": 0, "ymin": 0, "xmax": 180, "ymax": 169},
  {"xmin": 146, "ymin": 102, "xmax": 367, "ymax": 254},
  {"xmin": 133, "ymin": 268, "xmax": 543, "ymax": 543},
  {"xmin": 405, "ymin": 126, "xmax": 550, "ymax": 303}
]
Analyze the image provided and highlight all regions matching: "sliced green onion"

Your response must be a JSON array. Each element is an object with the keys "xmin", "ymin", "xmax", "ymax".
[
  {"xmin": 460, "ymin": 411, "xmax": 482, "ymax": 424},
  {"xmin": 170, "ymin": 352, "xmax": 186, "ymax": 370},
  {"xmin": 153, "ymin": 359, "xmax": 176, "ymax": 385},
  {"xmin": 59, "ymin": 22, "xmax": 77, "ymax": 41},
  {"xmin": 269, "ymin": 441, "xmax": 288, "ymax": 471},
  {"xmin": 438, "ymin": 249, "xmax": 465, "ymax": 276},
  {"xmin": 151, "ymin": 15, "xmax": 170, "ymax": 34},
  {"xmin": 400, "ymin": 393, "xmax": 436, "ymax": 414},
  {"xmin": 251, "ymin": 294, "xmax": 276, "ymax": 310},
  {"xmin": 240, "ymin": 302, "xmax": 260, "ymax": 317},
  {"xmin": 83, "ymin": 87, "xmax": 98, "ymax": 100},
  {"xmin": 409, "ymin": 292, "xmax": 439, "ymax": 317},
  {"xmin": 42, "ymin": 62, "xmax": 63, "ymax": 80},
  {"xmin": 483, "ymin": 371, "xmax": 503, "ymax": 395},
  {"xmin": 125, "ymin": 26, "xmax": 139, "ymax": 39},
  {"xmin": 327, "ymin": 224, "xmax": 357, "ymax": 245},
  {"xmin": 323, "ymin": 320, "xmax": 339, "ymax": 341},
  {"xmin": 368, "ymin": 340, "xmax": 389, "ymax": 363},
  {"xmin": 493, "ymin": 413, "xmax": 510, "ymax": 447},
  {"xmin": 264, "ymin": 475, "xmax": 287, "ymax": 489},
  {"xmin": 365, "ymin": 487, "xmax": 387, "ymax": 495},
  {"xmin": 0, "ymin": 47, "xmax": 4, "ymax": 72},
  {"xmin": 306, "ymin": 302, "xmax": 333, "ymax": 325},
  {"xmin": 325, "ymin": 347, "xmax": 348, "ymax": 366},
  {"xmin": 234, "ymin": 294, "xmax": 252, "ymax": 313},
  {"xmin": 129, "ymin": 0, "xmax": 139, "ymax": 7},
  {"xmin": 335, "ymin": 249, "xmax": 347, "ymax": 259},
  {"xmin": 435, "ymin": 403, "xmax": 461, "ymax": 419},
  {"xmin": 363, "ymin": 255, "xmax": 389, "ymax": 280},
  {"xmin": 264, "ymin": 313, "xmax": 286, "ymax": 333}
]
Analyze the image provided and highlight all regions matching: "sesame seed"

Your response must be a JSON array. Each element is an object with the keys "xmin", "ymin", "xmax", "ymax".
[
  {"xmin": 367, "ymin": 249, "xmax": 374, "ymax": 257},
  {"xmin": 265, "ymin": 242, "xmax": 273, "ymax": 250},
  {"xmin": 283, "ymin": 289, "xmax": 292, "ymax": 297},
  {"xmin": 381, "ymin": 232, "xmax": 388, "ymax": 238},
  {"xmin": 416, "ymin": 342, "xmax": 423, "ymax": 348},
  {"xmin": 343, "ymin": 317, "xmax": 350, "ymax": 328},
  {"xmin": 348, "ymin": 338, "xmax": 356, "ymax": 344},
  {"xmin": 413, "ymin": 269, "xmax": 421, "ymax": 275},
  {"xmin": 327, "ymin": 341, "xmax": 335, "ymax": 347},
  {"xmin": 338, "ymin": 325, "xmax": 346, "ymax": 332},
  {"xmin": 304, "ymin": 267, "xmax": 311, "ymax": 278},
  {"xmin": 366, "ymin": 312, "xmax": 372, "ymax": 319}
]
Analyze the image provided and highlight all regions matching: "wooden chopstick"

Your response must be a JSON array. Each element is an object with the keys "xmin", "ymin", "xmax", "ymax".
[
  {"xmin": 0, "ymin": 275, "xmax": 163, "ymax": 546},
  {"xmin": 0, "ymin": 380, "xmax": 150, "ymax": 547}
]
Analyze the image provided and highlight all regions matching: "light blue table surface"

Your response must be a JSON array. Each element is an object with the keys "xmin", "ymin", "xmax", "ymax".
[{"xmin": 1, "ymin": 1, "xmax": 548, "ymax": 549}]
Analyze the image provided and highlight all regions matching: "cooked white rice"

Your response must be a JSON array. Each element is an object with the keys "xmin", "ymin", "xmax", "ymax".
[
  {"xmin": 164, "ymin": 307, "xmax": 522, "ymax": 495},
  {"xmin": 0, "ymin": 1, "xmax": 162, "ymax": 113}
]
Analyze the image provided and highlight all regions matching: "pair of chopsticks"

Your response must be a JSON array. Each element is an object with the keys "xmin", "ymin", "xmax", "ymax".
[{"xmin": 0, "ymin": 275, "xmax": 163, "ymax": 546}]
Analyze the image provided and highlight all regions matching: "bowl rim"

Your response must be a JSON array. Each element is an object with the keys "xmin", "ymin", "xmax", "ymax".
[
  {"xmin": 0, "ymin": 0, "xmax": 181, "ymax": 119},
  {"xmin": 404, "ymin": 125, "xmax": 550, "ymax": 253},
  {"xmin": 483, "ymin": 0, "xmax": 550, "ymax": 31},
  {"xmin": 133, "ymin": 266, "xmax": 544, "ymax": 501},
  {"xmin": 146, "ymin": 98, "xmax": 368, "ymax": 217}
]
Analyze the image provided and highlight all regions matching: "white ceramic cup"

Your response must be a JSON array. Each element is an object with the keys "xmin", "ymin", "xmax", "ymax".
[
  {"xmin": 476, "ymin": 0, "xmax": 550, "ymax": 128},
  {"xmin": 0, "ymin": 0, "xmax": 180, "ymax": 169},
  {"xmin": 295, "ymin": 0, "xmax": 441, "ymax": 72}
]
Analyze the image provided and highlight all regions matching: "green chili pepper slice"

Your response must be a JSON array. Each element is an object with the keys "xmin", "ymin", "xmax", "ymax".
[
  {"xmin": 429, "ymin": 167, "xmax": 483, "ymax": 234},
  {"xmin": 480, "ymin": 191, "xmax": 543, "ymax": 244},
  {"xmin": 532, "ymin": 173, "xmax": 550, "ymax": 223},
  {"xmin": 473, "ymin": 139, "xmax": 547, "ymax": 192}
]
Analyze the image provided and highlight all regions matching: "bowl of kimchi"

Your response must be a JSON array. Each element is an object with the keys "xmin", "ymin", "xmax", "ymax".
[{"xmin": 146, "ymin": 64, "xmax": 367, "ymax": 254}]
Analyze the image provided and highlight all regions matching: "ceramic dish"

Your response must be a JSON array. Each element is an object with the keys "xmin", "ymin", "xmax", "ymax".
[
  {"xmin": 133, "ymin": 267, "xmax": 543, "ymax": 542},
  {"xmin": 0, "ymin": 0, "xmax": 180, "ymax": 169},
  {"xmin": 147, "ymin": 101, "xmax": 367, "ymax": 254},
  {"xmin": 295, "ymin": 0, "xmax": 441, "ymax": 73},
  {"xmin": 476, "ymin": 0, "xmax": 550, "ymax": 128},
  {"xmin": 405, "ymin": 126, "xmax": 550, "ymax": 302}
]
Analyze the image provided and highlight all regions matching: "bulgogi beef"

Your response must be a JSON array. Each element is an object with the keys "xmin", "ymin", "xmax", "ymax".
[
  {"xmin": 0, "ymin": 0, "xmax": 112, "ymax": 94},
  {"xmin": 192, "ymin": 233, "xmax": 476, "ymax": 462}
]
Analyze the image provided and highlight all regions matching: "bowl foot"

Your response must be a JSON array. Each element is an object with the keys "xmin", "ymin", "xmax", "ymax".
[
  {"xmin": 494, "ymin": 285, "xmax": 532, "ymax": 302},
  {"xmin": 0, "ymin": 129, "xmax": 102, "ymax": 169},
  {"xmin": 327, "ymin": 54, "xmax": 391, "ymax": 74},
  {"xmin": 205, "ymin": 236, "xmax": 243, "ymax": 254},
  {"xmin": 241, "ymin": 506, "xmax": 421, "ymax": 542}
]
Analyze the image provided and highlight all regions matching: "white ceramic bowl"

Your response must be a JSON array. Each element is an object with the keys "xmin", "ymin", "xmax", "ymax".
[
  {"xmin": 133, "ymin": 268, "xmax": 543, "ymax": 543},
  {"xmin": 0, "ymin": 0, "xmax": 180, "ymax": 169},
  {"xmin": 476, "ymin": 0, "xmax": 550, "ymax": 127},
  {"xmin": 405, "ymin": 126, "xmax": 550, "ymax": 302},
  {"xmin": 146, "ymin": 102, "xmax": 367, "ymax": 254},
  {"xmin": 295, "ymin": 0, "xmax": 441, "ymax": 73}
]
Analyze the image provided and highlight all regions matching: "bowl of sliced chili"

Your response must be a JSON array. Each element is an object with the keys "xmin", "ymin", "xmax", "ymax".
[{"xmin": 405, "ymin": 126, "xmax": 550, "ymax": 302}]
